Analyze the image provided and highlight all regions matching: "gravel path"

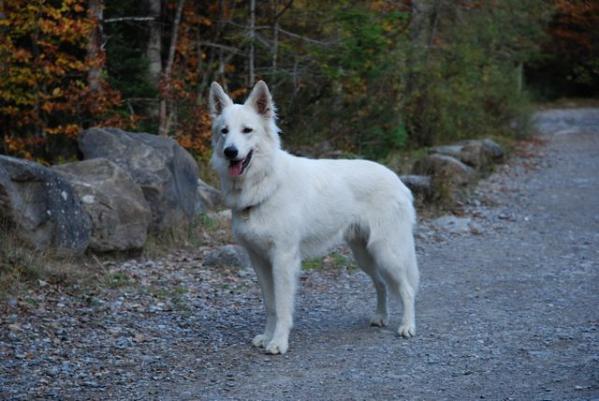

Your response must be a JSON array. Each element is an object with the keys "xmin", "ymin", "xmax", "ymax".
[{"xmin": 2, "ymin": 108, "xmax": 598, "ymax": 400}]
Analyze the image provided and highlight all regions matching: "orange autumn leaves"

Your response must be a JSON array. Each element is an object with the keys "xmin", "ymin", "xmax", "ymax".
[
  {"xmin": 0, "ymin": 0, "xmax": 117, "ymax": 159},
  {"xmin": 0, "ymin": 0, "xmax": 211, "ymax": 160}
]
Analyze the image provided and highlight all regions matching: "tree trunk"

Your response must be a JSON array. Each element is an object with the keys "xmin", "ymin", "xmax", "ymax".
[
  {"xmin": 272, "ymin": 20, "xmax": 278, "ymax": 79},
  {"xmin": 271, "ymin": 0, "xmax": 279, "ymax": 89},
  {"xmin": 406, "ymin": 0, "xmax": 436, "ymax": 146},
  {"xmin": 87, "ymin": 0, "xmax": 103, "ymax": 92},
  {"xmin": 409, "ymin": 0, "xmax": 433, "ymax": 46},
  {"xmin": 269, "ymin": 0, "xmax": 292, "ymax": 95},
  {"xmin": 517, "ymin": 62, "xmax": 523, "ymax": 93},
  {"xmin": 146, "ymin": 0, "xmax": 162, "ymax": 89},
  {"xmin": 158, "ymin": 0, "xmax": 185, "ymax": 137},
  {"xmin": 248, "ymin": 0, "xmax": 256, "ymax": 86}
]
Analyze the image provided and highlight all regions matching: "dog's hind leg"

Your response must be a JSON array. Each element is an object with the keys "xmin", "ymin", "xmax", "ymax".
[
  {"xmin": 247, "ymin": 249, "xmax": 276, "ymax": 348},
  {"xmin": 349, "ymin": 239, "xmax": 388, "ymax": 327},
  {"xmin": 265, "ymin": 248, "xmax": 301, "ymax": 355},
  {"xmin": 368, "ymin": 238, "xmax": 419, "ymax": 338}
]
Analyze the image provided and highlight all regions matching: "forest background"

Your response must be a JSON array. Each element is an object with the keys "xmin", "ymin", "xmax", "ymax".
[{"xmin": 0, "ymin": 0, "xmax": 597, "ymax": 166}]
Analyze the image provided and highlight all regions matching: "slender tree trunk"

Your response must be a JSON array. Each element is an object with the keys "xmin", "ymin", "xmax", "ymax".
[
  {"xmin": 146, "ymin": 0, "xmax": 162, "ymax": 121},
  {"xmin": 269, "ymin": 0, "xmax": 293, "ymax": 95},
  {"xmin": 517, "ymin": 62, "xmax": 523, "ymax": 93},
  {"xmin": 87, "ymin": 0, "xmax": 103, "ymax": 92},
  {"xmin": 158, "ymin": 0, "xmax": 185, "ymax": 137},
  {"xmin": 248, "ymin": 0, "xmax": 256, "ymax": 86},
  {"xmin": 146, "ymin": 0, "xmax": 162, "ymax": 89},
  {"xmin": 272, "ymin": 20, "xmax": 278, "ymax": 76},
  {"xmin": 409, "ymin": 0, "xmax": 433, "ymax": 46},
  {"xmin": 271, "ymin": 1, "xmax": 279, "ymax": 86},
  {"xmin": 32, "ymin": 24, "xmax": 43, "ymax": 138},
  {"xmin": 406, "ymin": 0, "xmax": 436, "ymax": 146}
]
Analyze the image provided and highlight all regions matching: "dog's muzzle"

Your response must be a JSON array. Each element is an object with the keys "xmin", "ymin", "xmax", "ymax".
[
  {"xmin": 224, "ymin": 145, "xmax": 238, "ymax": 160},
  {"xmin": 228, "ymin": 149, "xmax": 253, "ymax": 177}
]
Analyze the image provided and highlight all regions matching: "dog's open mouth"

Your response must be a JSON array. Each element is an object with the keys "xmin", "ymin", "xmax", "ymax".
[{"xmin": 228, "ymin": 150, "xmax": 253, "ymax": 177}]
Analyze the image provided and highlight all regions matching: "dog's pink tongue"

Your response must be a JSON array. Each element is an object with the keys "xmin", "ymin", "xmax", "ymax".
[{"xmin": 228, "ymin": 161, "xmax": 243, "ymax": 176}]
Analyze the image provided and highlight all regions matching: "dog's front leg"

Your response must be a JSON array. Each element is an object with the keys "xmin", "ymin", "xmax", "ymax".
[
  {"xmin": 246, "ymin": 249, "xmax": 276, "ymax": 348},
  {"xmin": 265, "ymin": 249, "xmax": 300, "ymax": 355}
]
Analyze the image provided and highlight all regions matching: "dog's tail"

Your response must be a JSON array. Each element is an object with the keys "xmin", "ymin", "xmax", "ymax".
[{"xmin": 398, "ymin": 179, "xmax": 417, "ymax": 227}]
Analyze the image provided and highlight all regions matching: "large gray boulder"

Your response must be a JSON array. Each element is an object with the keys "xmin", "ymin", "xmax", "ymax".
[
  {"xmin": 78, "ymin": 127, "xmax": 199, "ymax": 232},
  {"xmin": 430, "ymin": 139, "xmax": 504, "ymax": 171},
  {"xmin": 203, "ymin": 244, "xmax": 252, "ymax": 277},
  {"xmin": 53, "ymin": 159, "xmax": 152, "ymax": 252},
  {"xmin": 400, "ymin": 175, "xmax": 433, "ymax": 205},
  {"xmin": 0, "ymin": 156, "xmax": 91, "ymax": 254},
  {"xmin": 196, "ymin": 178, "xmax": 223, "ymax": 213},
  {"xmin": 412, "ymin": 154, "xmax": 476, "ymax": 187},
  {"xmin": 203, "ymin": 244, "xmax": 250, "ymax": 269},
  {"xmin": 412, "ymin": 154, "xmax": 477, "ymax": 205}
]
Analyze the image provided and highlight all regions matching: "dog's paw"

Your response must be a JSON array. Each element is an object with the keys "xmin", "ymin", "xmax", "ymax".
[
  {"xmin": 369, "ymin": 313, "xmax": 388, "ymax": 327},
  {"xmin": 265, "ymin": 338, "xmax": 289, "ymax": 355},
  {"xmin": 398, "ymin": 324, "xmax": 416, "ymax": 338},
  {"xmin": 252, "ymin": 334, "xmax": 270, "ymax": 348}
]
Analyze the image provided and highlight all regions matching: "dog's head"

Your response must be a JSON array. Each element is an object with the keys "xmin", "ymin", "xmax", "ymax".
[{"xmin": 209, "ymin": 81, "xmax": 280, "ymax": 179}]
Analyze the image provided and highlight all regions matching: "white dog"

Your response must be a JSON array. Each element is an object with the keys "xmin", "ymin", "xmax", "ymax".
[{"xmin": 209, "ymin": 81, "xmax": 419, "ymax": 355}]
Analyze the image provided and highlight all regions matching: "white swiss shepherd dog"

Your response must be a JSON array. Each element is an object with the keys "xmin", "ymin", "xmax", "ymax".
[{"xmin": 209, "ymin": 81, "xmax": 419, "ymax": 355}]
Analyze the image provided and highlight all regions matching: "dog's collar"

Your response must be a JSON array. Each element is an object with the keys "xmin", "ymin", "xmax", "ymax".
[{"xmin": 235, "ymin": 204, "xmax": 256, "ymax": 220}]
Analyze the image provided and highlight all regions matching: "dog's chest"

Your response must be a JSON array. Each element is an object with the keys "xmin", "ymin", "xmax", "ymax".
[
  {"xmin": 232, "ymin": 205, "xmax": 349, "ymax": 260},
  {"xmin": 231, "ymin": 210, "xmax": 275, "ymax": 253}
]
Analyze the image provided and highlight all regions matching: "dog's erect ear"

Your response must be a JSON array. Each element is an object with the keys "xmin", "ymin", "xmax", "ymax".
[
  {"xmin": 244, "ymin": 80, "xmax": 275, "ymax": 119},
  {"xmin": 209, "ymin": 82, "xmax": 233, "ymax": 118}
]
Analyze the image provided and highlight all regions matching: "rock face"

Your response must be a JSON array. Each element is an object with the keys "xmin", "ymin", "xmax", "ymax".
[
  {"xmin": 400, "ymin": 175, "xmax": 432, "ymax": 204},
  {"xmin": 412, "ymin": 154, "xmax": 476, "ymax": 187},
  {"xmin": 196, "ymin": 179, "xmax": 223, "ymax": 213},
  {"xmin": 78, "ymin": 127, "xmax": 199, "ymax": 232},
  {"xmin": 408, "ymin": 138, "xmax": 505, "ymax": 207},
  {"xmin": 411, "ymin": 154, "xmax": 477, "ymax": 204},
  {"xmin": 53, "ymin": 159, "xmax": 152, "ymax": 252},
  {"xmin": 0, "ymin": 156, "xmax": 91, "ymax": 254},
  {"xmin": 203, "ymin": 244, "xmax": 251, "ymax": 271},
  {"xmin": 430, "ymin": 139, "xmax": 504, "ymax": 171}
]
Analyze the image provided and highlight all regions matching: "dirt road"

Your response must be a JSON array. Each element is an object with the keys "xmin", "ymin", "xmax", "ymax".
[
  {"xmin": 166, "ymin": 109, "xmax": 599, "ymax": 401},
  {"xmin": 2, "ymin": 108, "xmax": 598, "ymax": 400}
]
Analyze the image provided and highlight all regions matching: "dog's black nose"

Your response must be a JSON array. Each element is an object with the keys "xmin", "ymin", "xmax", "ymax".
[{"xmin": 224, "ymin": 145, "xmax": 238, "ymax": 160}]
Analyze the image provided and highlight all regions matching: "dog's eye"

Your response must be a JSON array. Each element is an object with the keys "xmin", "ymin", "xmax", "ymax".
[
  {"xmin": 221, "ymin": 127, "xmax": 229, "ymax": 135},
  {"xmin": 242, "ymin": 127, "xmax": 253, "ymax": 134}
]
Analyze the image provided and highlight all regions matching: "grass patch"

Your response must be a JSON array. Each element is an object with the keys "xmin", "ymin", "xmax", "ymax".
[
  {"xmin": 302, "ymin": 251, "xmax": 356, "ymax": 271},
  {"xmin": 383, "ymin": 147, "xmax": 430, "ymax": 175},
  {"xmin": 102, "ymin": 271, "xmax": 131, "ymax": 289},
  {"xmin": 302, "ymin": 258, "xmax": 323, "ymax": 270},
  {"xmin": 168, "ymin": 285, "xmax": 189, "ymax": 304},
  {"xmin": 197, "ymin": 213, "xmax": 220, "ymax": 232},
  {"xmin": 0, "ymin": 223, "xmax": 101, "ymax": 300},
  {"xmin": 142, "ymin": 212, "xmax": 233, "ymax": 259},
  {"xmin": 0, "ymin": 208, "xmax": 234, "ymax": 302}
]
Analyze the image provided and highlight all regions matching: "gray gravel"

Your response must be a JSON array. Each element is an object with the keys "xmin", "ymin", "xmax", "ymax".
[{"xmin": 1, "ymin": 108, "xmax": 598, "ymax": 400}]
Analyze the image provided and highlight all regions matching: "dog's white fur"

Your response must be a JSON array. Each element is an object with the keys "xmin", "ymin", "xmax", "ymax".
[{"xmin": 209, "ymin": 81, "xmax": 419, "ymax": 355}]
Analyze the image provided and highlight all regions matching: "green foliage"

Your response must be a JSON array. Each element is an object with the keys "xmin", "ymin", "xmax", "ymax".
[
  {"xmin": 301, "ymin": 251, "xmax": 355, "ymax": 271},
  {"xmin": 277, "ymin": 0, "xmax": 548, "ymax": 157},
  {"xmin": 103, "ymin": 271, "xmax": 131, "ymax": 288},
  {"xmin": 287, "ymin": 4, "xmax": 408, "ymax": 158},
  {"xmin": 0, "ymin": 0, "xmax": 563, "ymax": 162},
  {"xmin": 104, "ymin": 0, "xmax": 157, "ymax": 132},
  {"xmin": 397, "ymin": 0, "xmax": 549, "ymax": 147}
]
